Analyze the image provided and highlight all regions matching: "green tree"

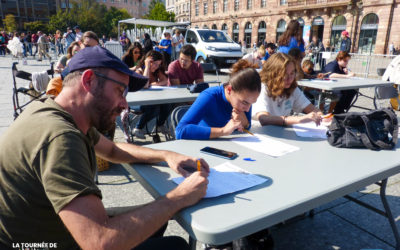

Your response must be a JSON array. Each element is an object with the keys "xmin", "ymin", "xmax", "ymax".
[
  {"xmin": 47, "ymin": 0, "xmax": 130, "ymax": 38},
  {"xmin": 144, "ymin": 1, "xmax": 175, "ymax": 22},
  {"xmin": 103, "ymin": 7, "xmax": 131, "ymax": 38},
  {"xmin": 24, "ymin": 21, "xmax": 47, "ymax": 34},
  {"xmin": 3, "ymin": 14, "xmax": 17, "ymax": 32}
]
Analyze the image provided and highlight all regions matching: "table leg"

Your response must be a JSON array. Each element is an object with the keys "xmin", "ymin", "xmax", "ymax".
[
  {"xmin": 189, "ymin": 236, "xmax": 197, "ymax": 250},
  {"xmin": 344, "ymin": 178, "xmax": 400, "ymax": 249},
  {"xmin": 317, "ymin": 92, "xmax": 323, "ymax": 108},
  {"xmin": 379, "ymin": 179, "xmax": 400, "ymax": 250}
]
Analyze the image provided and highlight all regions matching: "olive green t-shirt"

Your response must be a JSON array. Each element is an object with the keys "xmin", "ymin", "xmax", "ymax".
[{"xmin": 0, "ymin": 97, "xmax": 102, "ymax": 249}]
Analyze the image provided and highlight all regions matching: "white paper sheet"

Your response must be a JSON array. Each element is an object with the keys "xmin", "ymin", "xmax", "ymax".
[
  {"xmin": 231, "ymin": 134, "xmax": 299, "ymax": 157},
  {"xmin": 172, "ymin": 162, "xmax": 269, "ymax": 198},
  {"xmin": 293, "ymin": 122, "xmax": 328, "ymax": 139}
]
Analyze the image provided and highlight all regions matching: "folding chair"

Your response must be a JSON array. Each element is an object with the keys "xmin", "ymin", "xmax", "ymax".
[
  {"xmin": 11, "ymin": 62, "xmax": 54, "ymax": 119},
  {"xmin": 166, "ymin": 105, "xmax": 191, "ymax": 140},
  {"xmin": 374, "ymin": 86, "xmax": 399, "ymax": 109},
  {"xmin": 200, "ymin": 63, "xmax": 221, "ymax": 85}
]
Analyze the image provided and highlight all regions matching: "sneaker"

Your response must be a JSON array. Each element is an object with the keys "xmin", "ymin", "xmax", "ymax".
[{"xmin": 133, "ymin": 128, "xmax": 146, "ymax": 139}]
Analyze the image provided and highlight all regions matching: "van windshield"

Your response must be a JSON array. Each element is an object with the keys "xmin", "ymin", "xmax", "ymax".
[{"xmin": 197, "ymin": 30, "xmax": 234, "ymax": 43}]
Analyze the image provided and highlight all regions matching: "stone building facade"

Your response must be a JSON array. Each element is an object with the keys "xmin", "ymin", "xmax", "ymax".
[
  {"xmin": 99, "ymin": 0, "xmax": 151, "ymax": 18},
  {"xmin": 190, "ymin": 0, "xmax": 400, "ymax": 54},
  {"xmin": 166, "ymin": 0, "xmax": 190, "ymax": 22}
]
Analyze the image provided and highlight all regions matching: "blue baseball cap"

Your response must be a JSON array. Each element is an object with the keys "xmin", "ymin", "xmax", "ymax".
[{"xmin": 63, "ymin": 46, "xmax": 147, "ymax": 92}]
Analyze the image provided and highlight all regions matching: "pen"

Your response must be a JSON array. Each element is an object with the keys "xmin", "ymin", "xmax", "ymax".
[
  {"xmin": 243, "ymin": 129, "xmax": 255, "ymax": 136},
  {"xmin": 197, "ymin": 159, "xmax": 201, "ymax": 172}
]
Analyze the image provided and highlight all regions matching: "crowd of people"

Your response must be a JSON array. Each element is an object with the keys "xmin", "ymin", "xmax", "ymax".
[{"xmin": 0, "ymin": 20, "xmax": 384, "ymax": 250}]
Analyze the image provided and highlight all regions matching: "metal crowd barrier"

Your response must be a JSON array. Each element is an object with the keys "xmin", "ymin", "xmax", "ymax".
[
  {"xmin": 104, "ymin": 42, "xmax": 124, "ymax": 59},
  {"xmin": 316, "ymin": 52, "xmax": 396, "ymax": 79}
]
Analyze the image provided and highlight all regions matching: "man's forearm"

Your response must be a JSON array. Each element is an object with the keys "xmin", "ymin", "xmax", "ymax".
[{"xmin": 109, "ymin": 142, "xmax": 169, "ymax": 164}]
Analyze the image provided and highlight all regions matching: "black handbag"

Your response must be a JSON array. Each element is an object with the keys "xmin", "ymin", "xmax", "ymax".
[
  {"xmin": 326, "ymin": 108, "xmax": 398, "ymax": 150},
  {"xmin": 187, "ymin": 82, "xmax": 209, "ymax": 93}
]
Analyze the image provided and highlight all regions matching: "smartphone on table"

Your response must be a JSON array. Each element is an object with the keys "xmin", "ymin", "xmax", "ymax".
[{"xmin": 200, "ymin": 146, "xmax": 238, "ymax": 160}]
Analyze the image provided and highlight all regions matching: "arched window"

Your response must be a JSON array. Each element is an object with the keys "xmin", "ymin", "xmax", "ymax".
[
  {"xmin": 276, "ymin": 19, "xmax": 286, "ymax": 42},
  {"xmin": 244, "ymin": 22, "xmax": 252, "ymax": 48},
  {"xmin": 358, "ymin": 13, "xmax": 379, "ymax": 53},
  {"xmin": 258, "ymin": 21, "xmax": 266, "ymax": 45},
  {"xmin": 311, "ymin": 16, "xmax": 324, "ymax": 42},
  {"xmin": 212, "ymin": 24, "xmax": 217, "ymax": 30},
  {"xmin": 221, "ymin": 23, "xmax": 228, "ymax": 31},
  {"xmin": 232, "ymin": 22, "xmax": 239, "ymax": 43},
  {"xmin": 330, "ymin": 15, "xmax": 347, "ymax": 52},
  {"xmin": 203, "ymin": 25, "xmax": 209, "ymax": 29}
]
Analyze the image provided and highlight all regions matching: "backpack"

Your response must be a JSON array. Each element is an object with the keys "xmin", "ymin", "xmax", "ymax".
[{"xmin": 326, "ymin": 108, "xmax": 398, "ymax": 150}]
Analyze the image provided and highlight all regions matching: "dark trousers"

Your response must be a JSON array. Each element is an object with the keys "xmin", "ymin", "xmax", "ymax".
[
  {"xmin": 136, "ymin": 104, "xmax": 173, "ymax": 129},
  {"xmin": 333, "ymin": 89, "xmax": 358, "ymax": 114}
]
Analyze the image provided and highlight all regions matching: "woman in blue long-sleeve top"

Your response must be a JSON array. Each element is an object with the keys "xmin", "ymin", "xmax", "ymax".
[
  {"xmin": 278, "ymin": 20, "xmax": 305, "ymax": 56},
  {"xmin": 176, "ymin": 60, "xmax": 261, "ymax": 140}
]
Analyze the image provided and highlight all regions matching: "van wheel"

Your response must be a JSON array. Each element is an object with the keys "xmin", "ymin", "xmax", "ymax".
[{"xmin": 197, "ymin": 57, "xmax": 205, "ymax": 64}]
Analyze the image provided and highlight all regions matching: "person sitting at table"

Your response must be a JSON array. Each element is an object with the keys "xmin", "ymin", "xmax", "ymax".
[
  {"xmin": 253, "ymin": 53, "xmax": 323, "ymax": 126},
  {"xmin": 122, "ymin": 42, "xmax": 143, "ymax": 71},
  {"xmin": 133, "ymin": 50, "xmax": 170, "ymax": 139},
  {"xmin": 242, "ymin": 45, "xmax": 266, "ymax": 68},
  {"xmin": 322, "ymin": 51, "xmax": 357, "ymax": 114},
  {"xmin": 168, "ymin": 44, "xmax": 204, "ymax": 86},
  {"xmin": 261, "ymin": 42, "xmax": 277, "ymax": 65},
  {"xmin": 175, "ymin": 59, "xmax": 261, "ymax": 140},
  {"xmin": 55, "ymin": 41, "xmax": 81, "ymax": 73}
]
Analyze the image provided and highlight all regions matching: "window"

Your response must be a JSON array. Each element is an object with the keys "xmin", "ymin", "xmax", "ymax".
[
  {"xmin": 232, "ymin": 23, "xmax": 239, "ymax": 42},
  {"xmin": 195, "ymin": 3, "xmax": 199, "ymax": 16},
  {"xmin": 244, "ymin": 22, "xmax": 252, "ymax": 48},
  {"xmin": 234, "ymin": 0, "xmax": 239, "ymax": 11},
  {"xmin": 261, "ymin": 0, "xmax": 266, "ymax": 7},
  {"xmin": 223, "ymin": 0, "xmax": 228, "ymax": 12},
  {"xmin": 213, "ymin": 1, "xmax": 217, "ymax": 14},
  {"xmin": 186, "ymin": 30, "xmax": 199, "ymax": 43},
  {"xmin": 212, "ymin": 24, "xmax": 217, "ymax": 29},
  {"xmin": 247, "ymin": 0, "xmax": 252, "ymax": 9},
  {"xmin": 330, "ymin": 15, "xmax": 347, "ymax": 51},
  {"xmin": 187, "ymin": 3, "xmax": 189, "ymax": 12},
  {"xmin": 204, "ymin": 2, "xmax": 208, "ymax": 15},
  {"xmin": 221, "ymin": 23, "xmax": 228, "ymax": 31},
  {"xmin": 358, "ymin": 13, "xmax": 379, "ymax": 53},
  {"xmin": 198, "ymin": 30, "xmax": 234, "ymax": 43},
  {"xmin": 258, "ymin": 21, "xmax": 266, "ymax": 45},
  {"xmin": 276, "ymin": 19, "xmax": 286, "ymax": 42},
  {"xmin": 280, "ymin": 0, "xmax": 287, "ymax": 5}
]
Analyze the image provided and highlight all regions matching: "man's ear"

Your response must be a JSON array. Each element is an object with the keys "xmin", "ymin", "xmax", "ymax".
[{"xmin": 81, "ymin": 69, "xmax": 94, "ymax": 93}]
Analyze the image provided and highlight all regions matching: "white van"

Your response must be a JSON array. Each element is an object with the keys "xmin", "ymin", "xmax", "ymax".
[{"xmin": 184, "ymin": 28, "xmax": 243, "ymax": 68}]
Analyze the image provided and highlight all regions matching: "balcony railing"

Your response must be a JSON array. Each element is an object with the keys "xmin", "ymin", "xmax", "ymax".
[{"xmin": 288, "ymin": 0, "xmax": 351, "ymax": 8}]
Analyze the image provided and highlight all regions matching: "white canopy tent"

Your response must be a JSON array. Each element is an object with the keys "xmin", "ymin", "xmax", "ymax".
[{"xmin": 118, "ymin": 18, "xmax": 189, "ymax": 41}]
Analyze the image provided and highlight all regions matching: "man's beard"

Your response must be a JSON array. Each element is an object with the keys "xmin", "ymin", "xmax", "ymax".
[{"xmin": 92, "ymin": 89, "xmax": 123, "ymax": 133}]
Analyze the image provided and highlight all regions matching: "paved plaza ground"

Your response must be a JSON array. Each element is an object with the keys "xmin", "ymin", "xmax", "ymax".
[{"xmin": 0, "ymin": 55, "xmax": 399, "ymax": 249}]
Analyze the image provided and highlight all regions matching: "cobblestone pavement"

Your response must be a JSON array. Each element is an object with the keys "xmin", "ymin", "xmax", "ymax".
[{"xmin": 1, "ymin": 56, "xmax": 399, "ymax": 249}]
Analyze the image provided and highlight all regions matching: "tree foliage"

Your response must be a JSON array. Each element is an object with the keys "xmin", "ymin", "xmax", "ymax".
[
  {"xmin": 24, "ymin": 21, "xmax": 47, "ymax": 34},
  {"xmin": 3, "ymin": 14, "xmax": 17, "ymax": 32},
  {"xmin": 144, "ymin": 1, "xmax": 175, "ymax": 22},
  {"xmin": 48, "ymin": 0, "xmax": 130, "ymax": 37}
]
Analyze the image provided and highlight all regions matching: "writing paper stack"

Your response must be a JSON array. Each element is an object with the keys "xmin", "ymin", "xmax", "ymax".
[
  {"xmin": 231, "ymin": 134, "xmax": 299, "ymax": 157},
  {"xmin": 172, "ymin": 162, "xmax": 269, "ymax": 198},
  {"xmin": 292, "ymin": 122, "xmax": 328, "ymax": 139}
]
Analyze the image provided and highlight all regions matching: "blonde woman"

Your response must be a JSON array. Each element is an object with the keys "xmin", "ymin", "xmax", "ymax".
[
  {"xmin": 253, "ymin": 53, "xmax": 323, "ymax": 126},
  {"xmin": 242, "ymin": 45, "xmax": 266, "ymax": 68}
]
